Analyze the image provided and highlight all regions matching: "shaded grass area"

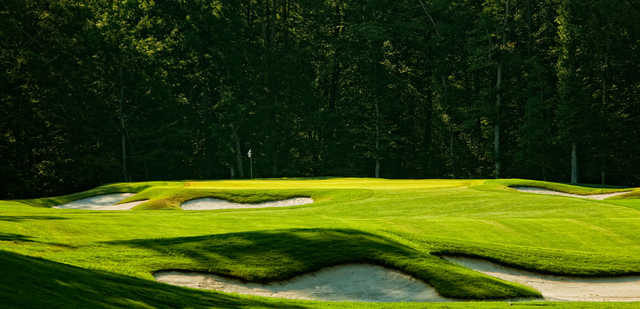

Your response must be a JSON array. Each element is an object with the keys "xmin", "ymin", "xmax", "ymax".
[
  {"xmin": 2, "ymin": 249, "xmax": 640, "ymax": 309},
  {"xmin": 106, "ymin": 228, "xmax": 540, "ymax": 300},
  {"xmin": 0, "ymin": 249, "xmax": 306, "ymax": 309},
  {"xmin": 0, "ymin": 231, "xmax": 76, "ymax": 249},
  {"xmin": 0, "ymin": 215, "xmax": 68, "ymax": 222}
]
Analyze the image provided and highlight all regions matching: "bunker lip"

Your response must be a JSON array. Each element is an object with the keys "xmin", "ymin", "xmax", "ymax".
[
  {"xmin": 180, "ymin": 197, "xmax": 314, "ymax": 210},
  {"xmin": 53, "ymin": 193, "xmax": 147, "ymax": 210},
  {"xmin": 444, "ymin": 255, "xmax": 640, "ymax": 302},
  {"xmin": 511, "ymin": 186, "xmax": 631, "ymax": 200},
  {"xmin": 153, "ymin": 263, "xmax": 450, "ymax": 302}
]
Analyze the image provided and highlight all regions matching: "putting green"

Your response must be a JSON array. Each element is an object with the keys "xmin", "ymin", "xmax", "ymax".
[{"xmin": 2, "ymin": 178, "xmax": 640, "ymax": 308}]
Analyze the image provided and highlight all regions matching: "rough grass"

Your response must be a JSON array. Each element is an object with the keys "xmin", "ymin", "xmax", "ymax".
[
  {"xmin": 486, "ymin": 179, "xmax": 633, "ymax": 195},
  {"xmin": 17, "ymin": 181, "xmax": 184, "ymax": 207},
  {"xmin": 122, "ymin": 187, "xmax": 334, "ymax": 210},
  {"xmin": 2, "ymin": 178, "xmax": 640, "ymax": 308}
]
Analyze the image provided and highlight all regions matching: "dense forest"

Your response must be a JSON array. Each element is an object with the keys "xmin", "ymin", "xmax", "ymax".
[{"xmin": 1, "ymin": 0, "xmax": 639, "ymax": 198}]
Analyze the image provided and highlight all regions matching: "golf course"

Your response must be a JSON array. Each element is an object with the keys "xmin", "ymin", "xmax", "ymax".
[
  {"xmin": 2, "ymin": 178, "xmax": 640, "ymax": 308},
  {"xmin": 3, "ymin": 0, "xmax": 640, "ymax": 307}
]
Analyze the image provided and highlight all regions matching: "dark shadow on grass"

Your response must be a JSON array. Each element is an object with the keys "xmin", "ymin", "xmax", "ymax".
[
  {"xmin": 106, "ymin": 228, "xmax": 418, "ymax": 282},
  {"xmin": 103, "ymin": 229, "xmax": 541, "ymax": 300},
  {"xmin": 0, "ymin": 250, "xmax": 305, "ymax": 309},
  {"xmin": 0, "ymin": 232, "xmax": 76, "ymax": 248},
  {"xmin": 0, "ymin": 232, "xmax": 35, "ymax": 242},
  {"xmin": 0, "ymin": 215, "xmax": 68, "ymax": 222}
]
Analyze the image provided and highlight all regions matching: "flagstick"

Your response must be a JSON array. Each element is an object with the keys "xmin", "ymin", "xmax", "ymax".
[{"xmin": 248, "ymin": 149, "xmax": 253, "ymax": 179}]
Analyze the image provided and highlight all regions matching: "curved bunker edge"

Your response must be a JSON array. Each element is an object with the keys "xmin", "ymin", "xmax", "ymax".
[
  {"xmin": 153, "ymin": 263, "xmax": 450, "ymax": 302},
  {"xmin": 444, "ymin": 255, "xmax": 640, "ymax": 302},
  {"xmin": 511, "ymin": 186, "xmax": 631, "ymax": 200},
  {"xmin": 54, "ymin": 193, "xmax": 148, "ymax": 210},
  {"xmin": 180, "ymin": 197, "xmax": 314, "ymax": 210}
]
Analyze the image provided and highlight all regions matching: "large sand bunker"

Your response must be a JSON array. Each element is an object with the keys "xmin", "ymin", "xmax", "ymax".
[
  {"xmin": 54, "ymin": 193, "xmax": 147, "ymax": 210},
  {"xmin": 154, "ymin": 264, "xmax": 448, "ymax": 302},
  {"xmin": 181, "ymin": 197, "xmax": 314, "ymax": 210},
  {"xmin": 445, "ymin": 256, "xmax": 640, "ymax": 301},
  {"xmin": 512, "ymin": 186, "xmax": 630, "ymax": 200}
]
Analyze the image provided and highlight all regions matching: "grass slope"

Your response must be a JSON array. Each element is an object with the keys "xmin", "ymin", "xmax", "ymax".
[
  {"xmin": 3, "ymin": 249, "xmax": 640, "ymax": 309},
  {"xmin": 16, "ymin": 181, "xmax": 182, "ymax": 208},
  {"xmin": 2, "ymin": 178, "xmax": 640, "ymax": 308}
]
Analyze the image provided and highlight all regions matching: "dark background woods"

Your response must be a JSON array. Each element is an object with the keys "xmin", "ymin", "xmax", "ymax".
[{"xmin": 1, "ymin": 0, "xmax": 639, "ymax": 198}]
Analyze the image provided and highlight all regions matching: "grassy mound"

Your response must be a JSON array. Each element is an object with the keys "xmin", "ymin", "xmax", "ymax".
[
  {"xmin": 16, "ymin": 181, "xmax": 183, "ymax": 208},
  {"xmin": 1, "ymin": 250, "xmax": 630, "ymax": 309},
  {"xmin": 490, "ymin": 178, "xmax": 634, "ymax": 196},
  {"xmin": 3, "ymin": 178, "xmax": 640, "ymax": 307},
  {"xmin": 107, "ymin": 228, "xmax": 540, "ymax": 299}
]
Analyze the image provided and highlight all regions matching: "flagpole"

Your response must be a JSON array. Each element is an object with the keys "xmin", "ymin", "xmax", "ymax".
[{"xmin": 248, "ymin": 149, "xmax": 253, "ymax": 179}]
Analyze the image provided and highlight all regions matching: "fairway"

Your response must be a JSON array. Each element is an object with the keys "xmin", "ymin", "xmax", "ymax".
[
  {"xmin": 4, "ymin": 0, "xmax": 640, "ymax": 307},
  {"xmin": 2, "ymin": 178, "xmax": 640, "ymax": 308}
]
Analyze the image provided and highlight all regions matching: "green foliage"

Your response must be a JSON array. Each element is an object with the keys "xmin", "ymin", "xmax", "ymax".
[{"xmin": 1, "ymin": 0, "xmax": 639, "ymax": 196}]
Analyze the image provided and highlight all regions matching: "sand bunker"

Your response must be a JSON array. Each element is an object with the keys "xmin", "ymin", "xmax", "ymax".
[
  {"xmin": 181, "ymin": 197, "xmax": 314, "ymax": 210},
  {"xmin": 154, "ymin": 264, "xmax": 448, "ymax": 302},
  {"xmin": 445, "ymin": 256, "xmax": 640, "ymax": 301},
  {"xmin": 512, "ymin": 186, "xmax": 630, "ymax": 200},
  {"xmin": 54, "ymin": 193, "xmax": 147, "ymax": 210}
]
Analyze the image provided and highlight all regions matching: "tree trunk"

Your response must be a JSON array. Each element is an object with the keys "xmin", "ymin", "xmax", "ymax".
[
  {"xmin": 571, "ymin": 142, "xmax": 578, "ymax": 184},
  {"xmin": 120, "ymin": 125, "xmax": 127, "ymax": 181},
  {"xmin": 375, "ymin": 100, "xmax": 380, "ymax": 178},
  {"xmin": 231, "ymin": 125, "xmax": 244, "ymax": 178},
  {"xmin": 600, "ymin": 53, "xmax": 608, "ymax": 185},
  {"xmin": 329, "ymin": 1, "xmax": 341, "ymax": 111},
  {"xmin": 264, "ymin": 0, "xmax": 278, "ymax": 178},
  {"xmin": 271, "ymin": 148, "xmax": 278, "ymax": 177},
  {"xmin": 423, "ymin": 87, "xmax": 433, "ymax": 176},
  {"xmin": 494, "ymin": 62, "xmax": 502, "ymax": 179},
  {"xmin": 119, "ymin": 66, "xmax": 128, "ymax": 182},
  {"xmin": 325, "ymin": 0, "xmax": 341, "ymax": 173},
  {"xmin": 495, "ymin": 0, "xmax": 509, "ymax": 179},
  {"xmin": 600, "ymin": 82, "xmax": 606, "ymax": 185}
]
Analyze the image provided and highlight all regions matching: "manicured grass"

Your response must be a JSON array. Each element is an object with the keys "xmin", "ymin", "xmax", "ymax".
[
  {"xmin": 485, "ymin": 179, "xmax": 634, "ymax": 195},
  {"xmin": 2, "ymin": 178, "xmax": 640, "ymax": 308},
  {"xmin": 17, "ymin": 181, "xmax": 184, "ymax": 208},
  {"xmin": 2, "ymin": 249, "xmax": 640, "ymax": 309},
  {"xmin": 120, "ymin": 186, "xmax": 340, "ymax": 210}
]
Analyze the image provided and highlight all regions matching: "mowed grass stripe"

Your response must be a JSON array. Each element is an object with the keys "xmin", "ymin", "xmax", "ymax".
[{"xmin": 2, "ymin": 178, "xmax": 640, "ymax": 307}]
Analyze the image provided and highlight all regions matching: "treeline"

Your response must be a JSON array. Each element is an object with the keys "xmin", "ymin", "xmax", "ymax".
[{"xmin": 1, "ymin": 0, "xmax": 639, "ymax": 198}]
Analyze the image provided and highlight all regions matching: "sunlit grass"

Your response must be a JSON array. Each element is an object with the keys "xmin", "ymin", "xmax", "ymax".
[{"xmin": 2, "ymin": 178, "xmax": 640, "ymax": 308}]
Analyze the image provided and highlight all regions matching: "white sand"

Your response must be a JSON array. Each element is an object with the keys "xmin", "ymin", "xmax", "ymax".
[
  {"xmin": 445, "ymin": 256, "xmax": 640, "ymax": 301},
  {"xmin": 181, "ymin": 197, "xmax": 314, "ymax": 210},
  {"xmin": 154, "ymin": 264, "xmax": 448, "ymax": 302},
  {"xmin": 54, "ymin": 193, "xmax": 147, "ymax": 210},
  {"xmin": 512, "ymin": 186, "xmax": 631, "ymax": 200}
]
